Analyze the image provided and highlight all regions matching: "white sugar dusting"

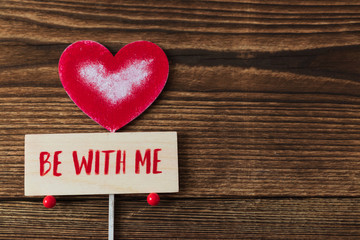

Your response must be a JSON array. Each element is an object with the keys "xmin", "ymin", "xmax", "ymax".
[{"xmin": 79, "ymin": 59, "xmax": 154, "ymax": 104}]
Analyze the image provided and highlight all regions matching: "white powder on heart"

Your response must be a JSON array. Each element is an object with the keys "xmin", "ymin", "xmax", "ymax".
[{"xmin": 79, "ymin": 59, "xmax": 154, "ymax": 105}]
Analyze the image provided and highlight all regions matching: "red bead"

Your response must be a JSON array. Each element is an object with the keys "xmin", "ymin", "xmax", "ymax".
[
  {"xmin": 43, "ymin": 195, "xmax": 56, "ymax": 208},
  {"xmin": 147, "ymin": 193, "xmax": 160, "ymax": 206}
]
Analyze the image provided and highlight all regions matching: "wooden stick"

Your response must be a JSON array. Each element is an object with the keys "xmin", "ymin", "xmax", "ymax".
[{"xmin": 108, "ymin": 194, "xmax": 114, "ymax": 240}]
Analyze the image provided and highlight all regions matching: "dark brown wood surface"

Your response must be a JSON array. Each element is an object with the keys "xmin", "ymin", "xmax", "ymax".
[{"xmin": 1, "ymin": 0, "xmax": 360, "ymax": 239}]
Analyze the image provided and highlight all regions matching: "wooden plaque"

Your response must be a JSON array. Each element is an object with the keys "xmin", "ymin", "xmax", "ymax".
[{"xmin": 24, "ymin": 132, "xmax": 178, "ymax": 196}]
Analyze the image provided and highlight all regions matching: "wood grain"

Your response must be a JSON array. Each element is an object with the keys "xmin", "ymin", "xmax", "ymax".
[
  {"xmin": 116, "ymin": 197, "xmax": 360, "ymax": 239},
  {"xmin": 0, "ymin": 197, "xmax": 108, "ymax": 239},
  {"xmin": 1, "ymin": 0, "xmax": 360, "ymax": 239},
  {"xmin": 1, "ymin": 197, "xmax": 360, "ymax": 239}
]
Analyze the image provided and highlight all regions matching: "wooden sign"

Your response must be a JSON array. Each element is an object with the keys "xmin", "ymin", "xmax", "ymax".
[{"xmin": 24, "ymin": 132, "xmax": 178, "ymax": 196}]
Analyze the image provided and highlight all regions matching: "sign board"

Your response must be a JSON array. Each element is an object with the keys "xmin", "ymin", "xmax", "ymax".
[{"xmin": 25, "ymin": 132, "xmax": 178, "ymax": 196}]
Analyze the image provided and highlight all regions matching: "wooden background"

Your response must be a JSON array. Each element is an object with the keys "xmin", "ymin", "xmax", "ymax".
[{"xmin": 1, "ymin": 0, "xmax": 360, "ymax": 239}]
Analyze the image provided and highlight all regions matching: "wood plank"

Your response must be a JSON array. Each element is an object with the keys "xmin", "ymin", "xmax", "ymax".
[
  {"xmin": 1, "ymin": 0, "xmax": 360, "ymax": 51},
  {"xmin": 0, "ymin": 198, "xmax": 108, "ymax": 239},
  {"xmin": 2, "ymin": 43, "xmax": 360, "ymax": 94},
  {"xmin": 1, "ymin": 197, "xmax": 360, "ymax": 239},
  {"xmin": 116, "ymin": 197, "xmax": 360, "ymax": 239}
]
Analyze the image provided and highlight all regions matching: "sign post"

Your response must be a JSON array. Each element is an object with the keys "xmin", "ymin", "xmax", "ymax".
[{"xmin": 25, "ymin": 132, "xmax": 178, "ymax": 239}]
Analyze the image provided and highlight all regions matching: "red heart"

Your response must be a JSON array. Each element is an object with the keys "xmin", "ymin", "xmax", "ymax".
[{"xmin": 59, "ymin": 40, "xmax": 169, "ymax": 132}]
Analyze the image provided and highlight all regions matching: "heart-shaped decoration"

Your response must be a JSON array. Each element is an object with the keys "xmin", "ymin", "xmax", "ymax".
[{"xmin": 59, "ymin": 40, "xmax": 169, "ymax": 132}]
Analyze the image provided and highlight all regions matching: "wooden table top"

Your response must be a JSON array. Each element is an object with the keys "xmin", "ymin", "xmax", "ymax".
[{"xmin": 1, "ymin": 0, "xmax": 360, "ymax": 239}]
